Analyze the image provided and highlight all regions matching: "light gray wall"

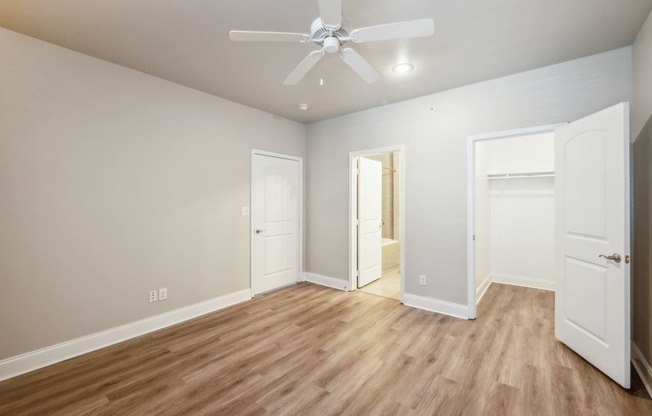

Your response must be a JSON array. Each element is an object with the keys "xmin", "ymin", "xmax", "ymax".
[
  {"xmin": 0, "ymin": 28, "xmax": 306, "ymax": 360},
  {"xmin": 632, "ymin": 9, "xmax": 652, "ymax": 369},
  {"xmin": 306, "ymin": 47, "xmax": 631, "ymax": 305}
]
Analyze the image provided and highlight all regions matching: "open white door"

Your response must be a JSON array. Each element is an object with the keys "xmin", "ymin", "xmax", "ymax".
[
  {"xmin": 555, "ymin": 102, "xmax": 631, "ymax": 388},
  {"xmin": 252, "ymin": 153, "xmax": 300, "ymax": 295},
  {"xmin": 358, "ymin": 157, "xmax": 382, "ymax": 288}
]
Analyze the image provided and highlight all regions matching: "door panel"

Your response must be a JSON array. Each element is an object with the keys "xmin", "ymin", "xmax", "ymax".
[
  {"xmin": 252, "ymin": 154, "xmax": 300, "ymax": 295},
  {"xmin": 563, "ymin": 132, "xmax": 606, "ymax": 237},
  {"xmin": 555, "ymin": 102, "xmax": 630, "ymax": 388},
  {"xmin": 563, "ymin": 257, "xmax": 607, "ymax": 341},
  {"xmin": 358, "ymin": 157, "xmax": 382, "ymax": 288}
]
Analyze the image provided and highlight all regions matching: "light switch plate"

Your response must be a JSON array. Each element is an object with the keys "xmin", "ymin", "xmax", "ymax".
[{"xmin": 241, "ymin": 206, "xmax": 250, "ymax": 216}]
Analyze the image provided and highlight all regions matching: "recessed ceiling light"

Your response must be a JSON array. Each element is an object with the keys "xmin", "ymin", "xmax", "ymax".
[
  {"xmin": 297, "ymin": 103, "xmax": 309, "ymax": 111},
  {"xmin": 392, "ymin": 63, "xmax": 414, "ymax": 74}
]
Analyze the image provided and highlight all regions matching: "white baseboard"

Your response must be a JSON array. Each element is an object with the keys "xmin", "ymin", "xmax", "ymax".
[
  {"xmin": 632, "ymin": 342, "xmax": 652, "ymax": 398},
  {"xmin": 476, "ymin": 274, "xmax": 492, "ymax": 304},
  {"xmin": 491, "ymin": 273, "xmax": 555, "ymax": 292},
  {"xmin": 402, "ymin": 293, "xmax": 470, "ymax": 320},
  {"xmin": 0, "ymin": 289, "xmax": 252, "ymax": 382},
  {"xmin": 302, "ymin": 272, "xmax": 350, "ymax": 291}
]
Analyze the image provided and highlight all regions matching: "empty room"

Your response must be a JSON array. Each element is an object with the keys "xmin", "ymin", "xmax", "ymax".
[{"xmin": 2, "ymin": 0, "xmax": 652, "ymax": 415}]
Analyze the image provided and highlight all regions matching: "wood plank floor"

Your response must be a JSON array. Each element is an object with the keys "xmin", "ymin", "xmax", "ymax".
[{"xmin": 1, "ymin": 283, "xmax": 650, "ymax": 415}]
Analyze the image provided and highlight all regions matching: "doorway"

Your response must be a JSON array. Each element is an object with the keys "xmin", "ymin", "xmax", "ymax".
[
  {"xmin": 466, "ymin": 103, "xmax": 631, "ymax": 389},
  {"xmin": 251, "ymin": 150, "xmax": 302, "ymax": 295},
  {"xmin": 349, "ymin": 146, "xmax": 405, "ymax": 302},
  {"xmin": 473, "ymin": 132, "xmax": 556, "ymax": 305},
  {"xmin": 466, "ymin": 124, "xmax": 562, "ymax": 317}
]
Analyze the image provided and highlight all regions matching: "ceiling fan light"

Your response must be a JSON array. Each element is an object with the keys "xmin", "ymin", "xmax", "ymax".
[
  {"xmin": 392, "ymin": 62, "xmax": 414, "ymax": 74},
  {"xmin": 323, "ymin": 36, "xmax": 340, "ymax": 53}
]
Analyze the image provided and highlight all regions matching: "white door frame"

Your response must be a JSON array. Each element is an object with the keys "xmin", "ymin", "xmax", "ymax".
[
  {"xmin": 349, "ymin": 145, "xmax": 406, "ymax": 301},
  {"xmin": 466, "ymin": 124, "xmax": 564, "ymax": 318},
  {"xmin": 250, "ymin": 149, "xmax": 303, "ymax": 296}
]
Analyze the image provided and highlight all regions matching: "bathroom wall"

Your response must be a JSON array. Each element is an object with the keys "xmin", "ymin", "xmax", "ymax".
[{"xmin": 366, "ymin": 153, "xmax": 400, "ymax": 241}]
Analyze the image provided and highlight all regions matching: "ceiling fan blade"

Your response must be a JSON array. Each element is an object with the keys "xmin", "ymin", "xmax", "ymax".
[
  {"xmin": 318, "ymin": 0, "xmax": 342, "ymax": 29},
  {"xmin": 351, "ymin": 18, "xmax": 434, "ymax": 43},
  {"xmin": 283, "ymin": 50, "xmax": 324, "ymax": 85},
  {"xmin": 229, "ymin": 31, "xmax": 311, "ymax": 43},
  {"xmin": 339, "ymin": 48, "xmax": 382, "ymax": 84}
]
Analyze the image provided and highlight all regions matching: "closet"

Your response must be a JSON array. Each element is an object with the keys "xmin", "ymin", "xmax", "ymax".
[{"xmin": 474, "ymin": 133, "xmax": 556, "ymax": 301}]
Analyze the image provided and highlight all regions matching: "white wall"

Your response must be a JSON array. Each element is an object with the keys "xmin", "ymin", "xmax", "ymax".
[
  {"xmin": 633, "ymin": 11, "xmax": 652, "ymax": 139},
  {"xmin": 486, "ymin": 134, "xmax": 555, "ymax": 289},
  {"xmin": 474, "ymin": 143, "xmax": 491, "ymax": 290},
  {"xmin": 485, "ymin": 134, "xmax": 554, "ymax": 174},
  {"xmin": 0, "ymin": 28, "xmax": 306, "ymax": 360},
  {"xmin": 306, "ymin": 47, "xmax": 631, "ymax": 308}
]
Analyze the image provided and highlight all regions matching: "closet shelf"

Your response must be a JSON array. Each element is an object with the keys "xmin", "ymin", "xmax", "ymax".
[{"xmin": 487, "ymin": 171, "xmax": 554, "ymax": 180}]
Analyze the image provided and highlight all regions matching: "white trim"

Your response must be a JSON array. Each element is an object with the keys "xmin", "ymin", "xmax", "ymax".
[
  {"xmin": 632, "ymin": 342, "xmax": 652, "ymax": 398},
  {"xmin": 466, "ymin": 123, "xmax": 565, "ymax": 319},
  {"xmin": 476, "ymin": 274, "xmax": 492, "ymax": 304},
  {"xmin": 402, "ymin": 293, "xmax": 470, "ymax": 320},
  {"xmin": 467, "ymin": 124, "xmax": 567, "ymax": 142},
  {"xmin": 0, "ymin": 289, "xmax": 252, "ymax": 382},
  {"xmin": 349, "ymin": 145, "xmax": 406, "ymax": 303},
  {"xmin": 251, "ymin": 149, "xmax": 304, "ymax": 296},
  {"xmin": 303, "ymin": 272, "xmax": 350, "ymax": 291},
  {"xmin": 491, "ymin": 273, "xmax": 555, "ymax": 292}
]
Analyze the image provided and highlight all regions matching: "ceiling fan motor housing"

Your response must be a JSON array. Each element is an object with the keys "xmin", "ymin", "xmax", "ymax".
[{"xmin": 311, "ymin": 17, "xmax": 351, "ymax": 44}]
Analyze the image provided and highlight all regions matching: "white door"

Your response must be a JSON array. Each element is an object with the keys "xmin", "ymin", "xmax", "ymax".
[
  {"xmin": 358, "ymin": 157, "xmax": 382, "ymax": 287},
  {"xmin": 555, "ymin": 102, "xmax": 630, "ymax": 388},
  {"xmin": 252, "ymin": 153, "xmax": 300, "ymax": 295}
]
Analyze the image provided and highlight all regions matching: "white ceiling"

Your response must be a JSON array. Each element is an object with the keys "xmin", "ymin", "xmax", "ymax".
[{"xmin": 1, "ymin": 0, "xmax": 651, "ymax": 123}]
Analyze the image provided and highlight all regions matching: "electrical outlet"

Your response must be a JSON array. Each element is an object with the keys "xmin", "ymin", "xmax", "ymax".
[
  {"xmin": 241, "ymin": 206, "xmax": 250, "ymax": 216},
  {"xmin": 419, "ymin": 274, "xmax": 427, "ymax": 286},
  {"xmin": 159, "ymin": 287, "xmax": 168, "ymax": 301},
  {"xmin": 149, "ymin": 290, "xmax": 158, "ymax": 303}
]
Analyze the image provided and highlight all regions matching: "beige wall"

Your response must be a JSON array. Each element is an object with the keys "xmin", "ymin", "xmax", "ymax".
[
  {"xmin": 632, "ymin": 9, "xmax": 652, "ymax": 369},
  {"xmin": 633, "ymin": 11, "xmax": 652, "ymax": 139},
  {"xmin": 306, "ymin": 47, "xmax": 631, "ymax": 304},
  {"xmin": 0, "ymin": 28, "xmax": 306, "ymax": 360},
  {"xmin": 365, "ymin": 153, "xmax": 399, "ymax": 240},
  {"xmin": 633, "ymin": 118, "xmax": 652, "ymax": 366}
]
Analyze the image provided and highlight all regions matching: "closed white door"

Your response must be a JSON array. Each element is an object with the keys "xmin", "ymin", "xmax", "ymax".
[
  {"xmin": 252, "ymin": 153, "xmax": 300, "ymax": 295},
  {"xmin": 555, "ymin": 103, "xmax": 630, "ymax": 387},
  {"xmin": 358, "ymin": 157, "xmax": 382, "ymax": 287}
]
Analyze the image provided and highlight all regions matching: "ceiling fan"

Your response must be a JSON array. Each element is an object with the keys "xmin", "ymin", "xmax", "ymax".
[{"xmin": 229, "ymin": 0, "xmax": 435, "ymax": 85}]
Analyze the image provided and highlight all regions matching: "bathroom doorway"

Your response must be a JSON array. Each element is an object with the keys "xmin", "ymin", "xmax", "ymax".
[{"xmin": 349, "ymin": 146, "xmax": 405, "ymax": 301}]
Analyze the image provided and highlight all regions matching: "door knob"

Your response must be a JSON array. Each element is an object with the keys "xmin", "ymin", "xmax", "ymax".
[
  {"xmin": 599, "ymin": 253, "xmax": 621, "ymax": 263},
  {"xmin": 255, "ymin": 229, "xmax": 265, "ymax": 234}
]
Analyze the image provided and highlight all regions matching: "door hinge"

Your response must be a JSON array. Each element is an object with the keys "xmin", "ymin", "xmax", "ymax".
[
  {"xmin": 355, "ymin": 270, "xmax": 359, "ymax": 277},
  {"xmin": 355, "ymin": 168, "xmax": 360, "ymax": 175},
  {"xmin": 355, "ymin": 219, "xmax": 360, "ymax": 226},
  {"xmin": 473, "ymin": 234, "xmax": 475, "ymax": 241}
]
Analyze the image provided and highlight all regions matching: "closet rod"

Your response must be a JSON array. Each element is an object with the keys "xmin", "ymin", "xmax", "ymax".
[{"xmin": 487, "ymin": 171, "xmax": 554, "ymax": 180}]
